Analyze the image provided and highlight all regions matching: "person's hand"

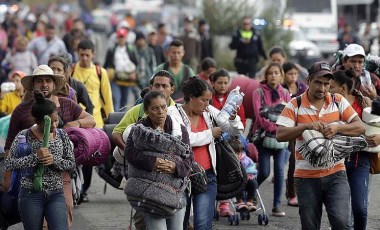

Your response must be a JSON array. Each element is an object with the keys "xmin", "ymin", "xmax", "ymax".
[
  {"xmin": 229, "ymin": 106, "xmax": 238, "ymax": 120},
  {"xmin": 367, "ymin": 134, "xmax": 380, "ymax": 147},
  {"xmin": 361, "ymin": 85, "xmax": 377, "ymax": 99},
  {"xmin": 63, "ymin": 120, "xmax": 81, "ymax": 129},
  {"xmin": 211, "ymin": 127, "xmax": 222, "ymax": 138},
  {"xmin": 321, "ymin": 124, "xmax": 340, "ymax": 139},
  {"xmin": 154, "ymin": 158, "xmax": 176, "ymax": 174},
  {"xmin": 37, "ymin": 147, "xmax": 54, "ymax": 166},
  {"xmin": 305, "ymin": 121, "xmax": 325, "ymax": 132}
]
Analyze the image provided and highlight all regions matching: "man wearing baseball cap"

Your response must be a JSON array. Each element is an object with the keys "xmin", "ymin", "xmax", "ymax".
[
  {"xmin": 276, "ymin": 61, "xmax": 365, "ymax": 229},
  {"xmin": 336, "ymin": 43, "xmax": 380, "ymax": 99}
]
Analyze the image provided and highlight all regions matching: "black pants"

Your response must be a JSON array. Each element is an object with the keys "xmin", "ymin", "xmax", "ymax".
[
  {"xmin": 237, "ymin": 179, "xmax": 258, "ymax": 201},
  {"xmin": 234, "ymin": 57, "xmax": 257, "ymax": 78},
  {"xmin": 82, "ymin": 165, "xmax": 93, "ymax": 194}
]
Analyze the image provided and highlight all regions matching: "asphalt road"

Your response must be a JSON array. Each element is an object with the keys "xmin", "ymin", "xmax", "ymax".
[{"xmin": 8, "ymin": 166, "xmax": 380, "ymax": 230}]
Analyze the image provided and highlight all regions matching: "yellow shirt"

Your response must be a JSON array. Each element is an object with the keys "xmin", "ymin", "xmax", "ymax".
[
  {"xmin": 0, "ymin": 91, "xmax": 22, "ymax": 115},
  {"xmin": 72, "ymin": 64, "xmax": 114, "ymax": 127}
]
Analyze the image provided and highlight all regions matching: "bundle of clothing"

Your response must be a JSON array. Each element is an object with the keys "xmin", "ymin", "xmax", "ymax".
[
  {"xmin": 299, "ymin": 122, "xmax": 368, "ymax": 168},
  {"xmin": 124, "ymin": 124, "xmax": 191, "ymax": 217}
]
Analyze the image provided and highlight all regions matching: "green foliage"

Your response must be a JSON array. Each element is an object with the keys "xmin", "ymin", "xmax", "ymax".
[
  {"xmin": 258, "ymin": 7, "xmax": 293, "ymax": 55},
  {"xmin": 202, "ymin": 0, "xmax": 293, "ymax": 70},
  {"xmin": 202, "ymin": 0, "xmax": 256, "ymax": 36}
]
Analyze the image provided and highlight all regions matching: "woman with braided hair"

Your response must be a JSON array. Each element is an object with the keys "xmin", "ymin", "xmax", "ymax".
[{"xmin": 5, "ymin": 90, "xmax": 75, "ymax": 230}]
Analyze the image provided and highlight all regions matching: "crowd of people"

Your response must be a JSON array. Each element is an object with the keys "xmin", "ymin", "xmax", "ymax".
[{"xmin": 0, "ymin": 6, "xmax": 379, "ymax": 230}]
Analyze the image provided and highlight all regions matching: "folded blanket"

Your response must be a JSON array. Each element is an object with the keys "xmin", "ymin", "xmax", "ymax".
[{"xmin": 299, "ymin": 129, "xmax": 367, "ymax": 168}]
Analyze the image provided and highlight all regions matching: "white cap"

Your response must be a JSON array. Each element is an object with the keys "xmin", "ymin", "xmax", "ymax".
[{"xmin": 344, "ymin": 44, "xmax": 365, "ymax": 58}]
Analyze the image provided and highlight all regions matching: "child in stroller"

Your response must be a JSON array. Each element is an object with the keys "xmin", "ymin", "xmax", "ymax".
[{"xmin": 228, "ymin": 137, "xmax": 258, "ymax": 212}]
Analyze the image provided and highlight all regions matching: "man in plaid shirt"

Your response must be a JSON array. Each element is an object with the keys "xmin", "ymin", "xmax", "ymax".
[{"xmin": 276, "ymin": 61, "xmax": 365, "ymax": 229}]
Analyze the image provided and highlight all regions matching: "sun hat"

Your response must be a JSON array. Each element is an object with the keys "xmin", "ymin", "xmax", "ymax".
[
  {"xmin": 362, "ymin": 106, "xmax": 380, "ymax": 152},
  {"xmin": 343, "ymin": 44, "xmax": 365, "ymax": 58},
  {"xmin": 21, "ymin": 65, "xmax": 66, "ymax": 93}
]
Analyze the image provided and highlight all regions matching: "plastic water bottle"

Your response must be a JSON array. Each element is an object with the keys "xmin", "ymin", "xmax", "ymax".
[
  {"xmin": 218, "ymin": 86, "xmax": 245, "ymax": 121},
  {"xmin": 17, "ymin": 134, "xmax": 33, "ymax": 177},
  {"xmin": 361, "ymin": 70, "xmax": 372, "ymax": 88}
]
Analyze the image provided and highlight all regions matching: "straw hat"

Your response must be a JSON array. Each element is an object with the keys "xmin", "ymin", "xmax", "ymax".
[{"xmin": 21, "ymin": 65, "xmax": 66, "ymax": 93}]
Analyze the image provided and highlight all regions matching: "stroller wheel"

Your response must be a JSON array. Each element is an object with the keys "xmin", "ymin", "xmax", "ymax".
[
  {"xmin": 213, "ymin": 210, "xmax": 220, "ymax": 221},
  {"xmin": 233, "ymin": 214, "xmax": 239, "ymax": 225},
  {"xmin": 258, "ymin": 214, "xmax": 263, "ymax": 225},
  {"xmin": 263, "ymin": 214, "xmax": 269, "ymax": 225}
]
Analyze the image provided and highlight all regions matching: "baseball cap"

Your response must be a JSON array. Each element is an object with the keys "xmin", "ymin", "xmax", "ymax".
[
  {"xmin": 308, "ymin": 61, "xmax": 334, "ymax": 79},
  {"xmin": 116, "ymin": 28, "xmax": 128, "ymax": 38},
  {"xmin": 344, "ymin": 44, "xmax": 365, "ymax": 58}
]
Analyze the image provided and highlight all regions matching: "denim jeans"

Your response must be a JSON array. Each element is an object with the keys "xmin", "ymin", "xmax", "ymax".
[
  {"xmin": 193, "ymin": 171, "xmax": 217, "ymax": 230},
  {"xmin": 111, "ymin": 82, "xmax": 140, "ymax": 111},
  {"xmin": 18, "ymin": 188, "xmax": 67, "ymax": 230},
  {"xmin": 143, "ymin": 205, "xmax": 186, "ymax": 230},
  {"xmin": 295, "ymin": 171, "xmax": 351, "ymax": 230},
  {"xmin": 346, "ymin": 153, "xmax": 370, "ymax": 230},
  {"xmin": 257, "ymin": 145, "xmax": 287, "ymax": 208}
]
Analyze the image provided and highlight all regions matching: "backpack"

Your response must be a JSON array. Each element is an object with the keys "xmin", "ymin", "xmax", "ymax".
[{"xmin": 64, "ymin": 127, "xmax": 111, "ymax": 166}]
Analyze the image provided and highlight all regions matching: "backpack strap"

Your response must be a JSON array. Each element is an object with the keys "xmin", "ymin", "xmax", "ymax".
[
  {"xmin": 137, "ymin": 104, "xmax": 145, "ymax": 122},
  {"xmin": 71, "ymin": 63, "xmax": 105, "ymax": 105},
  {"xmin": 95, "ymin": 64, "xmax": 106, "ymax": 105}
]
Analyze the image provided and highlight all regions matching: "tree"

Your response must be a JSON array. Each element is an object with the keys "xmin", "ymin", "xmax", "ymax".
[{"xmin": 202, "ymin": 0, "xmax": 292, "ymax": 70}]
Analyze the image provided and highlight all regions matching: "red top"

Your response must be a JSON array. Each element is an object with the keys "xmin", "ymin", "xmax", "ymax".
[
  {"xmin": 351, "ymin": 97, "xmax": 363, "ymax": 119},
  {"xmin": 191, "ymin": 116, "xmax": 212, "ymax": 170},
  {"xmin": 212, "ymin": 93, "xmax": 246, "ymax": 127}
]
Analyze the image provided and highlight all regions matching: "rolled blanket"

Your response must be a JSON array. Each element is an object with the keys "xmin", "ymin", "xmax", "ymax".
[
  {"xmin": 130, "ymin": 124, "xmax": 191, "ymax": 158},
  {"xmin": 299, "ymin": 129, "xmax": 368, "ymax": 168}
]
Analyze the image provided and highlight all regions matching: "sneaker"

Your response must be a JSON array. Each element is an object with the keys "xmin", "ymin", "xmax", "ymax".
[
  {"xmin": 272, "ymin": 207, "xmax": 286, "ymax": 217},
  {"xmin": 287, "ymin": 197, "xmax": 299, "ymax": 207}
]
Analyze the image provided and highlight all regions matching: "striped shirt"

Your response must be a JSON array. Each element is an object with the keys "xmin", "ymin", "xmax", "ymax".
[{"xmin": 276, "ymin": 91, "xmax": 358, "ymax": 178}]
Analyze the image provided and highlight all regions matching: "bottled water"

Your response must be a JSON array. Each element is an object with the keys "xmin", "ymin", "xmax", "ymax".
[
  {"xmin": 17, "ymin": 134, "xmax": 33, "ymax": 177},
  {"xmin": 218, "ymin": 86, "xmax": 245, "ymax": 121}
]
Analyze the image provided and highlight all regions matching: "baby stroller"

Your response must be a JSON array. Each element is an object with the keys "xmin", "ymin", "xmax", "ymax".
[{"xmin": 213, "ymin": 134, "xmax": 269, "ymax": 226}]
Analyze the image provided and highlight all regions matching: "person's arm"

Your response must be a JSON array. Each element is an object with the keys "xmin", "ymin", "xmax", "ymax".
[
  {"xmin": 63, "ymin": 110, "xmax": 95, "ymax": 129},
  {"xmin": 277, "ymin": 124, "xmax": 310, "ymax": 142},
  {"xmin": 251, "ymin": 89, "xmax": 277, "ymax": 133},
  {"xmin": 112, "ymin": 106, "xmax": 140, "ymax": 150},
  {"xmin": 229, "ymin": 31, "xmax": 240, "ymax": 50},
  {"xmin": 321, "ymin": 115, "xmax": 365, "ymax": 139},
  {"xmin": 276, "ymin": 99, "xmax": 325, "ymax": 142},
  {"xmin": 173, "ymin": 125, "xmax": 193, "ymax": 177},
  {"xmin": 100, "ymin": 68, "xmax": 114, "ymax": 117}
]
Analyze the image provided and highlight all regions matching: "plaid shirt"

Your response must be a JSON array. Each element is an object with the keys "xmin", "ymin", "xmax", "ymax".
[{"xmin": 5, "ymin": 97, "xmax": 82, "ymax": 150}]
